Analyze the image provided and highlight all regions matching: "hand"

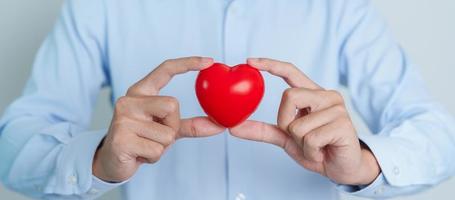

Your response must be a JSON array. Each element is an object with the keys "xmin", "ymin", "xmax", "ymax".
[
  {"xmin": 230, "ymin": 58, "xmax": 380, "ymax": 185},
  {"xmin": 93, "ymin": 57, "xmax": 226, "ymax": 182}
]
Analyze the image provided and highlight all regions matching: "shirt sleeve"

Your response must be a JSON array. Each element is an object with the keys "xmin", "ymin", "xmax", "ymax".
[
  {"xmin": 0, "ymin": 0, "xmax": 124, "ymax": 198},
  {"xmin": 335, "ymin": 0, "xmax": 455, "ymax": 198}
]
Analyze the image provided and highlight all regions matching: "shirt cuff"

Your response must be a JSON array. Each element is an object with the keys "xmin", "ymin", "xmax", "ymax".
[
  {"xmin": 336, "ymin": 133, "xmax": 427, "ymax": 198},
  {"xmin": 43, "ymin": 128, "xmax": 124, "ymax": 196},
  {"xmin": 79, "ymin": 175, "xmax": 125, "ymax": 199},
  {"xmin": 337, "ymin": 173, "xmax": 388, "ymax": 196},
  {"xmin": 357, "ymin": 133, "xmax": 404, "ymax": 186}
]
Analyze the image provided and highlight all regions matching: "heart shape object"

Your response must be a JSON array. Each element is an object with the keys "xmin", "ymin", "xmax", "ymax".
[{"xmin": 195, "ymin": 63, "xmax": 265, "ymax": 128}]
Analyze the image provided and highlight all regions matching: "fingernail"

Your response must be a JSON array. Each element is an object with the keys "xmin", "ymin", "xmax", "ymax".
[
  {"xmin": 201, "ymin": 57, "xmax": 214, "ymax": 68},
  {"xmin": 247, "ymin": 58, "xmax": 259, "ymax": 63}
]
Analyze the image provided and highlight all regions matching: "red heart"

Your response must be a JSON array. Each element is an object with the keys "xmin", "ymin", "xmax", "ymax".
[{"xmin": 195, "ymin": 63, "xmax": 265, "ymax": 128}]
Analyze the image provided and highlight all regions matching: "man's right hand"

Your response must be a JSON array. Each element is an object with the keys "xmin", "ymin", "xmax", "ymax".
[{"xmin": 93, "ymin": 57, "xmax": 225, "ymax": 182}]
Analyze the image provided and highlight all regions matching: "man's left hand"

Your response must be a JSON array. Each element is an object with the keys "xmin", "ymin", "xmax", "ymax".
[{"xmin": 229, "ymin": 58, "xmax": 380, "ymax": 185}]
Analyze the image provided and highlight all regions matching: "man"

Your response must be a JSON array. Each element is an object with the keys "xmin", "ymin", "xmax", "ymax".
[{"xmin": 0, "ymin": 0, "xmax": 454, "ymax": 199}]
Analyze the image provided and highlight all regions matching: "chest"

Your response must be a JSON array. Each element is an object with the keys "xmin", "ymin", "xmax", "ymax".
[
  {"xmin": 105, "ymin": 0, "xmax": 341, "ymax": 120},
  {"xmin": 101, "ymin": 1, "xmax": 343, "ymax": 199}
]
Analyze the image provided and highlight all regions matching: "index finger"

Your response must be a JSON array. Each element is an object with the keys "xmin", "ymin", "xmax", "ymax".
[
  {"xmin": 128, "ymin": 56, "xmax": 214, "ymax": 96},
  {"xmin": 247, "ymin": 58, "xmax": 321, "ymax": 89}
]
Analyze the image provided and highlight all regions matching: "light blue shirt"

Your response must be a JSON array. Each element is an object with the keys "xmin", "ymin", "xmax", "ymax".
[{"xmin": 1, "ymin": 0, "xmax": 455, "ymax": 199}]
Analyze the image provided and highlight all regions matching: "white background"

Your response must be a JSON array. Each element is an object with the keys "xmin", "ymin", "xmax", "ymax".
[{"xmin": 1, "ymin": 0, "xmax": 454, "ymax": 199}]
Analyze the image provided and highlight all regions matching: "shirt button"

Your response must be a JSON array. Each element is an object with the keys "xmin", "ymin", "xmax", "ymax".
[
  {"xmin": 393, "ymin": 166, "xmax": 400, "ymax": 175},
  {"xmin": 374, "ymin": 186, "xmax": 385, "ymax": 195},
  {"xmin": 230, "ymin": 7, "xmax": 238, "ymax": 15},
  {"xmin": 34, "ymin": 185, "xmax": 42, "ymax": 191},
  {"xmin": 68, "ymin": 175, "xmax": 78, "ymax": 185},
  {"xmin": 88, "ymin": 188, "xmax": 99, "ymax": 195},
  {"xmin": 235, "ymin": 193, "xmax": 246, "ymax": 200},
  {"xmin": 229, "ymin": 3, "xmax": 240, "ymax": 15}
]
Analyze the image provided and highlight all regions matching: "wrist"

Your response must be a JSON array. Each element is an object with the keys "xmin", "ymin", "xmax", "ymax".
[
  {"xmin": 355, "ymin": 147, "xmax": 381, "ymax": 185},
  {"xmin": 92, "ymin": 147, "xmax": 107, "ymax": 181},
  {"xmin": 92, "ymin": 140, "xmax": 114, "ymax": 183}
]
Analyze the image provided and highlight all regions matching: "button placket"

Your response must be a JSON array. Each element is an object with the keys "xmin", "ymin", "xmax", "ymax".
[
  {"xmin": 235, "ymin": 192, "xmax": 246, "ymax": 200},
  {"xmin": 223, "ymin": 1, "xmax": 250, "ymax": 199},
  {"xmin": 67, "ymin": 174, "xmax": 78, "ymax": 185},
  {"xmin": 223, "ymin": 0, "xmax": 248, "ymax": 64}
]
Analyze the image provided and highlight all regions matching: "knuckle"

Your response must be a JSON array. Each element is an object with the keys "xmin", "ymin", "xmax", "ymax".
[
  {"xmin": 159, "ymin": 60, "xmax": 174, "ymax": 73},
  {"xmin": 162, "ymin": 59, "xmax": 174, "ymax": 66},
  {"xmin": 303, "ymin": 132, "xmax": 318, "ymax": 147},
  {"xmin": 143, "ymin": 143, "xmax": 163, "ymax": 163},
  {"xmin": 162, "ymin": 130, "xmax": 176, "ymax": 145},
  {"xmin": 152, "ymin": 145, "xmax": 164, "ymax": 159},
  {"xmin": 327, "ymin": 90, "xmax": 344, "ymax": 103},
  {"xmin": 156, "ymin": 145, "xmax": 165, "ymax": 155},
  {"xmin": 114, "ymin": 96, "xmax": 130, "ymax": 112},
  {"xmin": 282, "ymin": 61, "xmax": 297, "ymax": 73},
  {"xmin": 283, "ymin": 88, "xmax": 297, "ymax": 101},
  {"xmin": 332, "ymin": 104, "xmax": 346, "ymax": 115},
  {"xmin": 162, "ymin": 96, "xmax": 179, "ymax": 112},
  {"xmin": 288, "ymin": 121, "xmax": 301, "ymax": 136},
  {"xmin": 111, "ymin": 117, "xmax": 130, "ymax": 129}
]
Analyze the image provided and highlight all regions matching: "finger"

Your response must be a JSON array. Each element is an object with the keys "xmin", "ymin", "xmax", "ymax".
[
  {"xmin": 177, "ymin": 117, "xmax": 226, "ymax": 139},
  {"xmin": 288, "ymin": 105, "xmax": 346, "ymax": 146},
  {"xmin": 128, "ymin": 56, "xmax": 214, "ymax": 96},
  {"xmin": 230, "ymin": 120, "xmax": 326, "ymax": 174},
  {"xmin": 131, "ymin": 137, "xmax": 165, "ymax": 164},
  {"xmin": 229, "ymin": 120, "xmax": 290, "ymax": 149},
  {"xmin": 247, "ymin": 58, "xmax": 321, "ymax": 89},
  {"xmin": 115, "ymin": 96, "xmax": 181, "ymax": 131},
  {"xmin": 301, "ymin": 118, "xmax": 350, "ymax": 162},
  {"xmin": 278, "ymin": 88, "xmax": 344, "ymax": 132},
  {"xmin": 282, "ymin": 138, "xmax": 325, "ymax": 174},
  {"xmin": 122, "ymin": 118, "xmax": 176, "ymax": 146}
]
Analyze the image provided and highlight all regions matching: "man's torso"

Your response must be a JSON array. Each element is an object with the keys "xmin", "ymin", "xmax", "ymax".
[{"xmin": 104, "ymin": 0, "xmax": 343, "ymax": 199}]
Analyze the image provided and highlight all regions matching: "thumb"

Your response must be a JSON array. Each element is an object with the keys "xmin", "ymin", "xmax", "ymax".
[
  {"xmin": 230, "ymin": 121, "xmax": 320, "ymax": 172},
  {"xmin": 177, "ymin": 117, "xmax": 226, "ymax": 139},
  {"xmin": 229, "ymin": 120, "xmax": 289, "ymax": 149}
]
